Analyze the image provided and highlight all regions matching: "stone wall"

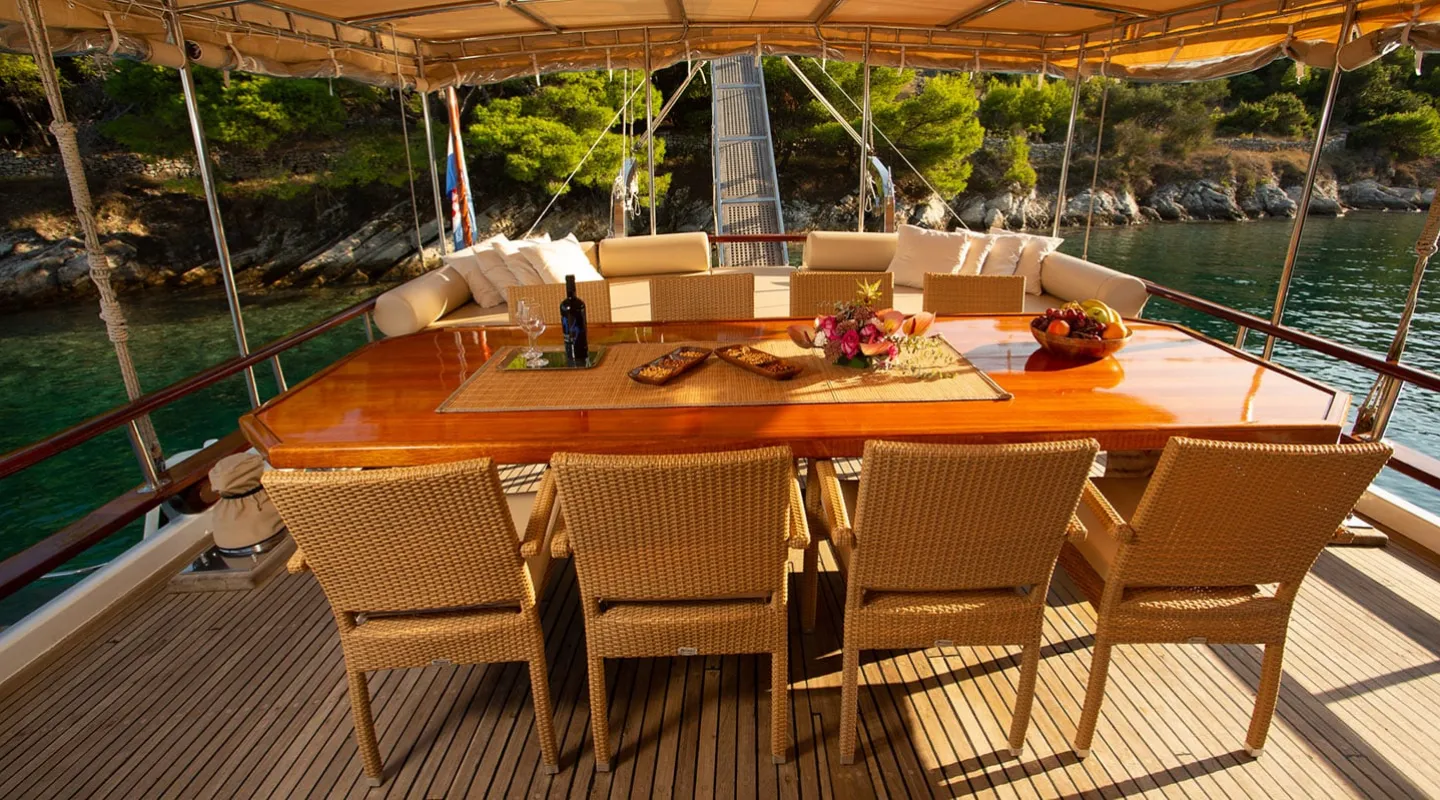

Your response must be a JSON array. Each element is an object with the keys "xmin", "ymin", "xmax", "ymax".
[{"xmin": 0, "ymin": 149, "xmax": 335, "ymax": 182}]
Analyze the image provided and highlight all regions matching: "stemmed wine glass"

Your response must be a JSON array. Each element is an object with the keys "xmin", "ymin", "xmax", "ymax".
[{"xmin": 514, "ymin": 300, "xmax": 546, "ymax": 368}]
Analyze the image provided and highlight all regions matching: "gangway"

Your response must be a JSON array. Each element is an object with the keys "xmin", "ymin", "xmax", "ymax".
[{"xmin": 710, "ymin": 56, "xmax": 788, "ymax": 267}]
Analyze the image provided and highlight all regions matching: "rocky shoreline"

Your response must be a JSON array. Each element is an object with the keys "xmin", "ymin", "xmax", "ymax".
[{"xmin": 1, "ymin": 172, "xmax": 1431, "ymax": 309}]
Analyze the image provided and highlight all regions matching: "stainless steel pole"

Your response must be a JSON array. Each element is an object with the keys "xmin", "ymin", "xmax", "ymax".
[
  {"xmin": 645, "ymin": 43, "xmax": 657, "ymax": 235},
  {"xmin": 859, "ymin": 51, "xmax": 871, "ymax": 233},
  {"xmin": 420, "ymin": 90, "xmax": 449, "ymax": 253},
  {"xmin": 165, "ymin": 3, "xmax": 260, "ymax": 407},
  {"xmin": 1261, "ymin": 3, "xmax": 1355, "ymax": 361},
  {"xmin": 1052, "ymin": 49, "xmax": 1086, "ymax": 238}
]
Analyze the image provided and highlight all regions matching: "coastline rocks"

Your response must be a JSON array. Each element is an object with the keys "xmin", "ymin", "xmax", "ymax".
[
  {"xmin": 1285, "ymin": 181, "xmax": 1344, "ymax": 215},
  {"xmin": 1160, "ymin": 180, "xmax": 1246, "ymax": 221},
  {"xmin": 1061, "ymin": 188, "xmax": 1141, "ymax": 226},
  {"xmin": 1241, "ymin": 183, "xmax": 1297, "ymax": 218},
  {"xmin": 1341, "ymin": 179, "xmax": 1423, "ymax": 211}
]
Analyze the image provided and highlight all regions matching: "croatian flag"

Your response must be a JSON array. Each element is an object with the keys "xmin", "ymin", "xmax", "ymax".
[{"xmin": 444, "ymin": 89, "xmax": 477, "ymax": 250}]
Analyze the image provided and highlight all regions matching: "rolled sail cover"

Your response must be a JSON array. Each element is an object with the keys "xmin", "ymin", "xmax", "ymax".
[{"xmin": 208, "ymin": 453, "xmax": 285, "ymax": 553}]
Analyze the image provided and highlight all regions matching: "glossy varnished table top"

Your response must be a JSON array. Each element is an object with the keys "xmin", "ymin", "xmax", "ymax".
[{"xmin": 240, "ymin": 317, "xmax": 1349, "ymax": 468}]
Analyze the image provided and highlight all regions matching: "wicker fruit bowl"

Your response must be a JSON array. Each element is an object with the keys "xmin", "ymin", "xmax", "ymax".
[{"xmin": 1029, "ymin": 325, "xmax": 1132, "ymax": 360}]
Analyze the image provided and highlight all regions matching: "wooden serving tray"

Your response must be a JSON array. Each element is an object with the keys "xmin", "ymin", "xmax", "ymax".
[
  {"xmin": 714, "ymin": 344, "xmax": 804, "ymax": 381},
  {"xmin": 628, "ymin": 346, "xmax": 713, "ymax": 385}
]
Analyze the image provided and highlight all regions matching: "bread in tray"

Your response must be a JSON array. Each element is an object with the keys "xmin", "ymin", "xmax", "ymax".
[
  {"xmin": 714, "ymin": 344, "xmax": 804, "ymax": 381},
  {"xmin": 628, "ymin": 346, "xmax": 713, "ymax": 386}
]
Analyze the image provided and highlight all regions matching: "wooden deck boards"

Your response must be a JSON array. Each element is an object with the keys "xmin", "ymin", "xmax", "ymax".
[{"xmin": 3, "ymin": 543, "xmax": 1440, "ymax": 799}]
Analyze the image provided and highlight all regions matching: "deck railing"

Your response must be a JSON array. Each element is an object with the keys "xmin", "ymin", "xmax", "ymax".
[{"xmin": 4, "ymin": 246, "xmax": 1440, "ymax": 604}]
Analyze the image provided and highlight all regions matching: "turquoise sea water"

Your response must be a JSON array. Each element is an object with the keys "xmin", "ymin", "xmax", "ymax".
[{"xmin": 2, "ymin": 211, "xmax": 1438, "ymax": 622}]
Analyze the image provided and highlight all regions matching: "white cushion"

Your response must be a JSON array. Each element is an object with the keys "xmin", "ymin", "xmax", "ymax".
[
  {"xmin": 1013, "ymin": 233, "xmax": 1064, "ymax": 296},
  {"xmin": 980, "ymin": 234, "xmax": 1026, "ymax": 276},
  {"xmin": 959, "ymin": 233, "xmax": 992, "ymax": 275},
  {"xmin": 495, "ymin": 235, "xmax": 550, "ymax": 286},
  {"xmin": 445, "ymin": 234, "xmax": 508, "ymax": 307},
  {"xmin": 474, "ymin": 245, "xmax": 521, "ymax": 300},
  {"xmin": 886, "ymin": 224, "xmax": 973, "ymax": 289},
  {"xmin": 522, "ymin": 236, "xmax": 604, "ymax": 284}
]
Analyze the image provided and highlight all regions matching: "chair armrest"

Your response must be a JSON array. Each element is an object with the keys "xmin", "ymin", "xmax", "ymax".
[
  {"xmin": 1081, "ymin": 480, "xmax": 1135, "ymax": 544},
  {"xmin": 1066, "ymin": 514, "xmax": 1087, "ymax": 544},
  {"xmin": 551, "ymin": 517, "xmax": 572, "ymax": 558},
  {"xmin": 788, "ymin": 475, "xmax": 811, "ymax": 549},
  {"xmin": 287, "ymin": 546, "xmax": 309, "ymax": 574},
  {"xmin": 520, "ymin": 470, "xmax": 558, "ymax": 558},
  {"xmin": 812, "ymin": 460, "xmax": 856, "ymax": 550}
]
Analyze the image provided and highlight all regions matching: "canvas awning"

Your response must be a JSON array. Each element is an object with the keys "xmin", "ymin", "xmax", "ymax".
[{"xmin": 1, "ymin": 0, "xmax": 1439, "ymax": 88}]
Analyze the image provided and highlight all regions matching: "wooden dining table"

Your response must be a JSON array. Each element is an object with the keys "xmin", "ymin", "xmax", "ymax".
[{"xmin": 240, "ymin": 316, "xmax": 1349, "ymax": 469}]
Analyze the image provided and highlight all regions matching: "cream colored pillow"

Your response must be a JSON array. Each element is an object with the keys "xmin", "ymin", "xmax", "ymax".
[
  {"xmin": 980, "ymin": 234, "xmax": 1027, "ymax": 276},
  {"xmin": 958, "ymin": 231, "xmax": 991, "ymax": 275},
  {"xmin": 885, "ymin": 224, "xmax": 973, "ymax": 289},
  {"xmin": 445, "ymin": 234, "xmax": 508, "ymax": 307},
  {"xmin": 495, "ymin": 235, "xmax": 551, "ymax": 286},
  {"xmin": 1013, "ymin": 233, "xmax": 1064, "ymax": 296},
  {"xmin": 522, "ymin": 236, "xmax": 604, "ymax": 284},
  {"xmin": 473, "ymin": 245, "xmax": 518, "ymax": 304}
]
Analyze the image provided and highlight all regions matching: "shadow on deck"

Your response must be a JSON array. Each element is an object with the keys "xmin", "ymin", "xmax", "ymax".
[{"xmin": 2, "ymin": 542, "xmax": 1438, "ymax": 798}]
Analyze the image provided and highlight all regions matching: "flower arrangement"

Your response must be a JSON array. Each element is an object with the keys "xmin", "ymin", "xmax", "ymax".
[{"xmin": 787, "ymin": 279, "xmax": 937, "ymax": 369}]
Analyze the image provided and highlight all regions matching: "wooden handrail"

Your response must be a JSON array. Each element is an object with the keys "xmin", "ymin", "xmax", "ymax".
[
  {"xmin": 1143, "ymin": 280, "xmax": 1440, "ymax": 396},
  {"xmin": 0, "ymin": 430, "xmax": 251, "ymax": 602},
  {"xmin": 0, "ymin": 296, "xmax": 376, "ymax": 482}
]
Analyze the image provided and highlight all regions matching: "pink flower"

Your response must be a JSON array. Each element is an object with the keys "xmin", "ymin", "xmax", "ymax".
[
  {"xmin": 840, "ymin": 329, "xmax": 860, "ymax": 358},
  {"xmin": 888, "ymin": 343, "xmax": 899, "ymax": 359},
  {"xmin": 816, "ymin": 315, "xmax": 837, "ymax": 334},
  {"xmin": 860, "ymin": 323, "xmax": 881, "ymax": 343}
]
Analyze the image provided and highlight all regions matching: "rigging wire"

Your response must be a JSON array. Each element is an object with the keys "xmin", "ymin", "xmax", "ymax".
[
  {"xmin": 1083, "ymin": 41, "xmax": 1115, "ymax": 261},
  {"xmin": 525, "ymin": 79, "xmax": 647, "ymax": 237},
  {"xmin": 807, "ymin": 58, "xmax": 971, "ymax": 230},
  {"xmin": 389, "ymin": 26, "xmax": 426, "ymax": 265}
]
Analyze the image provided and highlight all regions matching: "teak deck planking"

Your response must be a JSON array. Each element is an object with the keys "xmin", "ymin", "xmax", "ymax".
[
  {"xmin": 241, "ymin": 317, "xmax": 1348, "ymax": 468},
  {"xmin": 3, "ymin": 541, "xmax": 1439, "ymax": 798}
]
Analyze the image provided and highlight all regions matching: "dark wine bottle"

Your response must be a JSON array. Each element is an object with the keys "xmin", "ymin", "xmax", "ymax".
[{"xmin": 560, "ymin": 274, "xmax": 589, "ymax": 366}]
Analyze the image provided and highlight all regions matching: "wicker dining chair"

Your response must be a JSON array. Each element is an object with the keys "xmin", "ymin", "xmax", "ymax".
[
  {"xmin": 508, "ymin": 281, "xmax": 613, "ymax": 324},
  {"xmin": 922, "ymin": 273, "xmax": 1027, "ymax": 314},
  {"xmin": 263, "ymin": 458, "xmax": 563, "ymax": 783},
  {"xmin": 550, "ymin": 446, "xmax": 809, "ymax": 770},
  {"xmin": 789, "ymin": 271, "xmax": 895, "ymax": 317},
  {"xmin": 648, "ymin": 272, "xmax": 754, "ymax": 321},
  {"xmin": 809, "ymin": 438, "xmax": 1099, "ymax": 764},
  {"xmin": 1060, "ymin": 437, "xmax": 1392, "ymax": 758}
]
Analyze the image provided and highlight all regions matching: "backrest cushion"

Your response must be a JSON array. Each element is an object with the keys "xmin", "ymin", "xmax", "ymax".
[
  {"xmin": 495, "ymin": 235, "xmax": 550, "ymax": 286},
  {"xmin": 1012, "ymin": 233, "xmax": 1064, "ymax": 296},
  {"xmin": 886, "ymin": 224, "xmax": 973, "ymax": 289},
  {"xmin": 372, "ymin": 265, "xmax": 473, "ymax": 337},
  {"xmin": 597, "ymin": 231, "xmax": 710, "ymax": 277},
  {"xmin": 980, "ymin": 234, "xmax": 1026, "ymax": 276},
  {"xmin": 1039, "ymin": 251, "xmax": 1150, "ymax": 317},
  {"xmin": 522, "ymin": 235, "xmax": 605, "ymax": 284},
  {"xmin": 445, "ymin": 234, "xmax": 508, "ymax": 307},
  {"xmin": 803, "ymin": 231, "xmax": 898, "ymax": 271}
]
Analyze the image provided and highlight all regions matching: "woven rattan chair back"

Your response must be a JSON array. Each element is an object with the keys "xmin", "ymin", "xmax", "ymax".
[
  {"xmin": 922, "ymin": 273, "xmax": 1026, "ymax": 314},
  {"xmin": 508, "ymin": 281, "xmax": 613, "ymax": 325},
  {"xmin": 552, "ymin": 446, "xmax": 792, "ymax": 602},
  {"xmin": 648, "ymin": 272, "xmax": 754, "ymax": 321},
  {"xmin": 789, "ymin": 271, "xmax": 895, "ymax": 318},
  {"xmin": 1118, "ymin": 437, "xmax": 1393, "ymax": 589},
  {"xmin": 852, "ymin": 439, "xmax": 1099, "ymax": 592},
  {"xmin": 264, "ymin": 459, "xmax": 533, "ymax": 615}
]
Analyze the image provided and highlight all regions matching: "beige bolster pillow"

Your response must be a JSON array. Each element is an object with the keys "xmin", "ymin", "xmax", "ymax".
[
  {"xmin": 598, "ymin": 232, "xmax": 710, "ymax": 277},
  {"xmin": 802, "ymin": 231, "xmax": 898, "ymax": 271},
  {"xmin": 372, "ymin": 266, "xmax": 473, "ymax": 337},
  {"xmin": 1039, "ymin": 252, "xmax": 1150, "ymax": 318}
]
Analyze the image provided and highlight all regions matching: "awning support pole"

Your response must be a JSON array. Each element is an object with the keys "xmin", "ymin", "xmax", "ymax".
[
  {"xmin": 16, "ymin": 0, "xmax": 166, "ymax": 488},
  {"xmin": 1353, "ymin": 177, "xmax": 1440, "ymax": 440},
  {"xmin": 1259, "ymin": 2, "xmax": 1355, "ymax": 360},
  {"xmin": 420, "ymin": 92, "xmax": 449, "ymax": 254},
  {"xmin": 859, "ymin": 45, "xmax": 871, "ymax": 233},
  {"xmin": 165, "ymin": 1, "xmax": 260, "ymax": 407},
  {"xmin": 1052, "ymin": 50, "xmax": 1085, "ymax": 238},
  {"xmin": 645, "ymin": 40, "xmax": 656, "ymax": 235}
]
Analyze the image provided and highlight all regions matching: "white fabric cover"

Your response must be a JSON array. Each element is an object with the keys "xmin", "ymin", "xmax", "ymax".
[
  {"xmin": 980, "ymin": 234, "xmax": 1027, "ymax": 276},
  {"xmin": 886, "ymin": 224, "xmax": 972, "ymax": 289},
  {"xmin": 522, "ymin": 236, "xmax": 605, "ymax": 284},
  {"xmin": 1013, "ymin": 233, "xmax": 1064, "ymax": 296},
  {"xmin": 444, "ymin": 234, "xmax": 508, "ymax": 307},
  {"xmin": 959, "ymin": 233, "xmax": 992, "ymax": 275},
  {"xmin": 597, "ymin": 232, "xmax": 710, "ymax": 277},
  {"xmin": 495, "ymin": 235, "xmax": 550, "ymax": 286},
  {"xmin": 803, "ymin": 231, "xmax": 898, "ymax": 271},
  {"xmin": 1040, "ymin": 251, "xmax": 1151, "ymax": 318}
]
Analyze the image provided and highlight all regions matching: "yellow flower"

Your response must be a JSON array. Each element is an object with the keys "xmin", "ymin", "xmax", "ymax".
[{"xmin": 855, "ymin": 278, "xmax": 884, "ymax": 306}]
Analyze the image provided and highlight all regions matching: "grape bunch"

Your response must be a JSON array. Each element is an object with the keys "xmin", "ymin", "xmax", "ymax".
[{"xmin": 1031, "ymin": 307, "xmax": 1106, "ymax": 340}]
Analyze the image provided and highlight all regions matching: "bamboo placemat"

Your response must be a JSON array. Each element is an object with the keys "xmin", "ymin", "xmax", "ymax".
[{"xmin": 438, "ymin": 338, "xmax": 1011, "ymax": 413}]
